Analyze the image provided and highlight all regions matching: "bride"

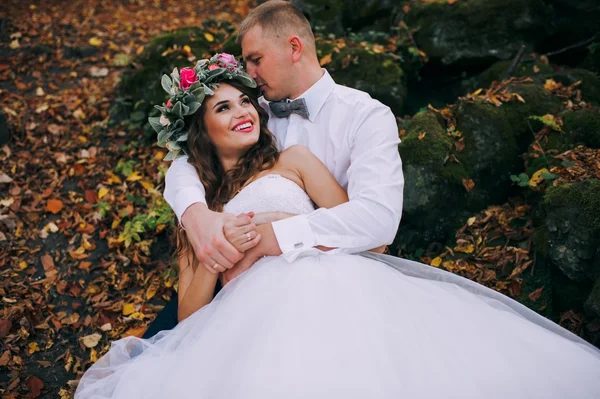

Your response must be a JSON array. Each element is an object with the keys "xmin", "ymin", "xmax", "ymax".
[{"xmin": 75, "ymin": 55, "xmax": 600, "ymax": 399}]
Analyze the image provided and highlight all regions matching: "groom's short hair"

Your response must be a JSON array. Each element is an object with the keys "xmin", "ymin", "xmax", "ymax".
[{"xmin": 237, "ymin": 0, "xmax": 315, "ymax": 49}]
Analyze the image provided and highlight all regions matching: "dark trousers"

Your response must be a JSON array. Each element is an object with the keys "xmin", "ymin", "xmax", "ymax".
[{"xmin": 142, "ymin": 279, "xmax": 223, "ymax": 339}]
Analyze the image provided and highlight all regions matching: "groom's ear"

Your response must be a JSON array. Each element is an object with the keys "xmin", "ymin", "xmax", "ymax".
[{"xmin": 288, "ymin": 35, "xmax": 303, "ymax": 63}]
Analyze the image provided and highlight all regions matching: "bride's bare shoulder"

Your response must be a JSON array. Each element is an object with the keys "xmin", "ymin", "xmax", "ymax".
[{"xmin": 279, "ymin": 145, "xmax": 314, "ymax": 163}]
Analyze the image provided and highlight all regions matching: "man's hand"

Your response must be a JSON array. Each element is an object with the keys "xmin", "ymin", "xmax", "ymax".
[
  {"xmin": 221, "ymin": 223, "xmax": 282, "ymax": 285},
  {"xmin": 181, "ymin": 203, "xmax": 243, "ymax": 274}
]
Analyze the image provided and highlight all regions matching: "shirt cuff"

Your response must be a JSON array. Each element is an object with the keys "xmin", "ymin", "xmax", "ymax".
[{"xmin": 271, "ymin": 215, "xmax": 316, "ymax": 262}]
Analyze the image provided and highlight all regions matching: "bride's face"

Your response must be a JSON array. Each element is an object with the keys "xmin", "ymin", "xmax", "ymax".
[{"xmin": 203, "ymin": 83, "xmax": 260, "ymax": 160}]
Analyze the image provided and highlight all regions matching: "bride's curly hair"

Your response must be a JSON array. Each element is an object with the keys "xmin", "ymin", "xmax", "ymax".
[{"xmin": 175, "ymin": 80, "xmax": 279, "ymax": 264}]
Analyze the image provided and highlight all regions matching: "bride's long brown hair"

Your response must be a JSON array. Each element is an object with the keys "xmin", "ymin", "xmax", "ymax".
[{"xmin": 175, "ymin": 80, "xmax": 279, "ymax": 263}]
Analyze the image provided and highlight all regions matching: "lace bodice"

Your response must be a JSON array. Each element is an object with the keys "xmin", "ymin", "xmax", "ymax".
[{"xmin": 224, "ymin": 174, "xmax": 315, "ymax": 216}]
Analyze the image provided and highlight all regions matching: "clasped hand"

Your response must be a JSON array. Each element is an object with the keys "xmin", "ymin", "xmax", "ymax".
[{"xmin": 180, "ymin": 204, "xmax": 288, "ymax": 285}]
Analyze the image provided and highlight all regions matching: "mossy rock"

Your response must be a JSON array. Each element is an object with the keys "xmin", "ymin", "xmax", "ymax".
[
  {"xmin": 405, "ymin": 0, "xmax": 552, "ymax": 68},
  {"xmin": 395, "ymin": 110, "xmax": 472, "ymax": 250},
  {"xmin": 319, "ymin": 42, "xmax": 407, "ymax": 115},
  {"xmin": 543, "ymin": 179, "xmax": 600, "ymax": 281},
  {"xmin": 547, "ymin": 106, "xmax": 600, "ymax": 151},
  {"xmin": 454, "ymin": 83, "xmax": 561, "ymax": 201},
  {"xmin": 469, "ymin": 59, "xmax": 553, "ymax": 91},
  {"xmin": 110, "ymin": 22, "xmax": 236, "ymax": 136},
  {"xmin": 546, "ymin": 68, "xmax": 600, "ymax": 105}
]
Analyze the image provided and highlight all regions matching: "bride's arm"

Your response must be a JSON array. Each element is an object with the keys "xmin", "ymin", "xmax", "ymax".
[
  {"xmin": 282, "ymin": 146, "xmax": 385, "ymax": 253},
  {"xmin": 177, "ymin": 252, "xmax": 219, "ymax": 322}
]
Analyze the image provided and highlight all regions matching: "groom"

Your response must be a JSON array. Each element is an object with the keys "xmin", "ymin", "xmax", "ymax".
[{"xmin": 143, "ymin": 0, "xmax": 404, "ymax": 338}]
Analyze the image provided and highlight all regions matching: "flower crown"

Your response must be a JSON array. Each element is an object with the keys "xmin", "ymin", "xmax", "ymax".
[{"xmin": 148, "ymin": 53, "xmax": 257, "ymax": 161}]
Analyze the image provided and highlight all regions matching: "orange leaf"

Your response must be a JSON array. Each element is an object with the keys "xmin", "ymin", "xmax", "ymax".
[
  {"xmin": 121, "ymin": 325, "xmax": 147, "ymax": 338},
  {"xmin": 528, "ymin": 286, "xmax": 544, "ymax": 302},
  {"xmin": 462, "ymin": 178, "xmax": 475, "ymax": 192},
  {"xmin": 46, "ymin": 199, "xmax": 63, "ymax": 214},
  {"xmin": 319, "ymin": 53, "xmax": 332, "ymax": 66},
  {"xmin": 418, "ymin": 132, "xmax": 427, "ymax": 140}
]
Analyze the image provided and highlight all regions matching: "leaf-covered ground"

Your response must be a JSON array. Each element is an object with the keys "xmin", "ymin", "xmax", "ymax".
[
  {"xmin": 1, "ymin": 0, "xmax": 598, "ymax": 398},
  {"xmin": 0, "ymin": 0, "xmax": 250, "ymax": 397}
]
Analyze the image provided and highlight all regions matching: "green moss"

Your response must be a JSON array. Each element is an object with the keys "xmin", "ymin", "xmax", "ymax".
[
  {"xmin": 544, "ymin": 179, "xmax": 600, "ymax": 233},
  {"xmin": 325, "ymin": 45, "xmax": 406, "ymax": 114},
  {"xmin": 399, "ymin": 111, "xmax": 452, "ymax": 167},
  {"xmin": 561, "ymin": 107, "xmax": 600, "ymax": 148}
]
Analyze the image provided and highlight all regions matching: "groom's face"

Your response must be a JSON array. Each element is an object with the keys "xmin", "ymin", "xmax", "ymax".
[{"xmin": 242, "ymin": 25, "xmax": 292, "ymax": 101}]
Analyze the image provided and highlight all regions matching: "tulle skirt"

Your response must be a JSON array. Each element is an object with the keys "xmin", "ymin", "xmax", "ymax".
[{"xmin": 75, "ymin": 252, "xmax": 600, "ymax": 399}]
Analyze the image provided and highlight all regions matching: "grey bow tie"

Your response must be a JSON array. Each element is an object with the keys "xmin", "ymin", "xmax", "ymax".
[{"xmin": 268, "ymin": 98, "xmax": 310, "ymax": 119}]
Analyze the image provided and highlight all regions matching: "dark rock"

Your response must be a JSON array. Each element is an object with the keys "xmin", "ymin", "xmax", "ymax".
[
  {"xmin": 289, "ymin": 0, "xmax": 399, "ymax": 35},
  {"xmin": 406, "ymin": 0, "xmax": 552, "ymax": 69},
  {"xmin": 543, "ymin": 179, "xmax": 600, "ymax": 281},
  {"xmin": 540, "ymin": 0, "xmax": 600, "ymax": 57},
  {"xmin": 0, "ymin": 110, "xmax": 10, "ymax": 146},
  {"xmin": 585, "ymin": 277, "xmax": 600, "ymax": 318}
]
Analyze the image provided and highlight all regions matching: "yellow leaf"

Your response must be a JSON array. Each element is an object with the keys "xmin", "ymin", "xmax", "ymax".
[
  {"xmin": 183, "ymin": 45, "xmax": 192, "ymax": 54},
  {"xmin": 18, "ymin": 261, "xmax": 27, "ymax": 270},
  {"xmin": 89, "ymin": 37, "xmax": 102, "ymax": 46},
  {"xmin": 126, "ymin": 171, "xmax": 143, "ymax": 181},
  {"xmin": 154, "ymin": 151, "xmax": 165, "ymax": 161},
  {"xmin": 90, "ymin": 348, "xmax": 98, "ymax": 363},
  {"xmin": 140, "ymin": 180, "xmax": 154, "ymax": 190},
  {"xmin": 529, "ymin": 168, "xmax": 549, "ymax": 187},
  {"xmin": 128, "ymin": 312, "xmax": 146, "ymax": 320},
  {"xmin": 472, "ymin": 88, "xmax": 483, "ymax": 96},
  {"xmin": 319, "ymin": 53, "xmax": 333, "ymax": 66},
  {"xmin": 467, "ymin": 216, "xmax": 477, "ymax": 226},
  {"xmin": 122, "ymin": 303, "xmax": 136, "ymax": 316},
  {"xmin": 98, "ymin": 188, "xmax": 109, "ymax": 199},
  {"xmin": 442, "ymin": 261, "xmax": 456, "ymax": 271},
  {"xmin": 430, "ymin": 257, "xmax": 442, "ymax": 267},
  {"xmin": 28, "ymin": 342, "xmax": 40, "ymax": 355},
  {"xmin": 106, "ymin": 173, "xmax": 122, "ymax": 185},
  {"xmin": 111, "ymin": 218, "xmax": 121, "ymax": 229},
  {"xmin": 455, "ymin": 243, "xmax": 475, "ymax": 254},
  {"xmin": 204, "ymin": 32, "xmax": 215, "ymax": 42},
  {"xmin": 418, "ymin": 132, "xmax": 427, "ymax": 140}
]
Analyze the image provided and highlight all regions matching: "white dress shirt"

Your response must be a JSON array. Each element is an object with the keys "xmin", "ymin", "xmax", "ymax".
[{"xmin": 164, "ymin": 70, "xmax": 404, "ymax": 261}]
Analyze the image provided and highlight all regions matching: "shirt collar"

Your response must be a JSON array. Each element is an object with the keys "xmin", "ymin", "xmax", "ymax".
[
  {"xmin": 294, "ymin": 69, "xmax": 334, "ymax": 122},
  {"xmin": 261, "ymin": 69, "xmax": 334, "ymax": 122}
]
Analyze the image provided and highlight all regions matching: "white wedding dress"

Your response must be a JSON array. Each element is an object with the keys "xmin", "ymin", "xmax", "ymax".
[{"xmin": 76, "ymin": 174, "xmax": 600, "ymax": 399}]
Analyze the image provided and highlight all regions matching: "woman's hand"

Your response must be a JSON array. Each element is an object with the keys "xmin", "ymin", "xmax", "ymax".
[{"xmin": 223, "ymin": 212, "xmax": 261, "ymax": 252}]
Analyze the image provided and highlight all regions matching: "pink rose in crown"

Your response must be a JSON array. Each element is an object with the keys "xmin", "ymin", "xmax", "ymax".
[
  {"xmin": 216, "ymin": 53, "xmax": 237, "ymax": 68},
  {"xmin": 179, "ymin": 67, "xmax": 198, "ymax": 90},
  {"xmin": 208, "ymin": 64, "xmax": 220, "ymax": 71},
  {"xmin": 166, "ymin": 98, "xmax": 172, "ymax": 108}
]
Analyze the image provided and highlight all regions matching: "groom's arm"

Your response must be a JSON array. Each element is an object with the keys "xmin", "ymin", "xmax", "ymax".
[
  {"xmin": 164, "ymin": 157, "xmax": 244, "ymax": 271},
  {"xmin": 272, "ymin": 102, "xmax": 403, "ymax": 261}
]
